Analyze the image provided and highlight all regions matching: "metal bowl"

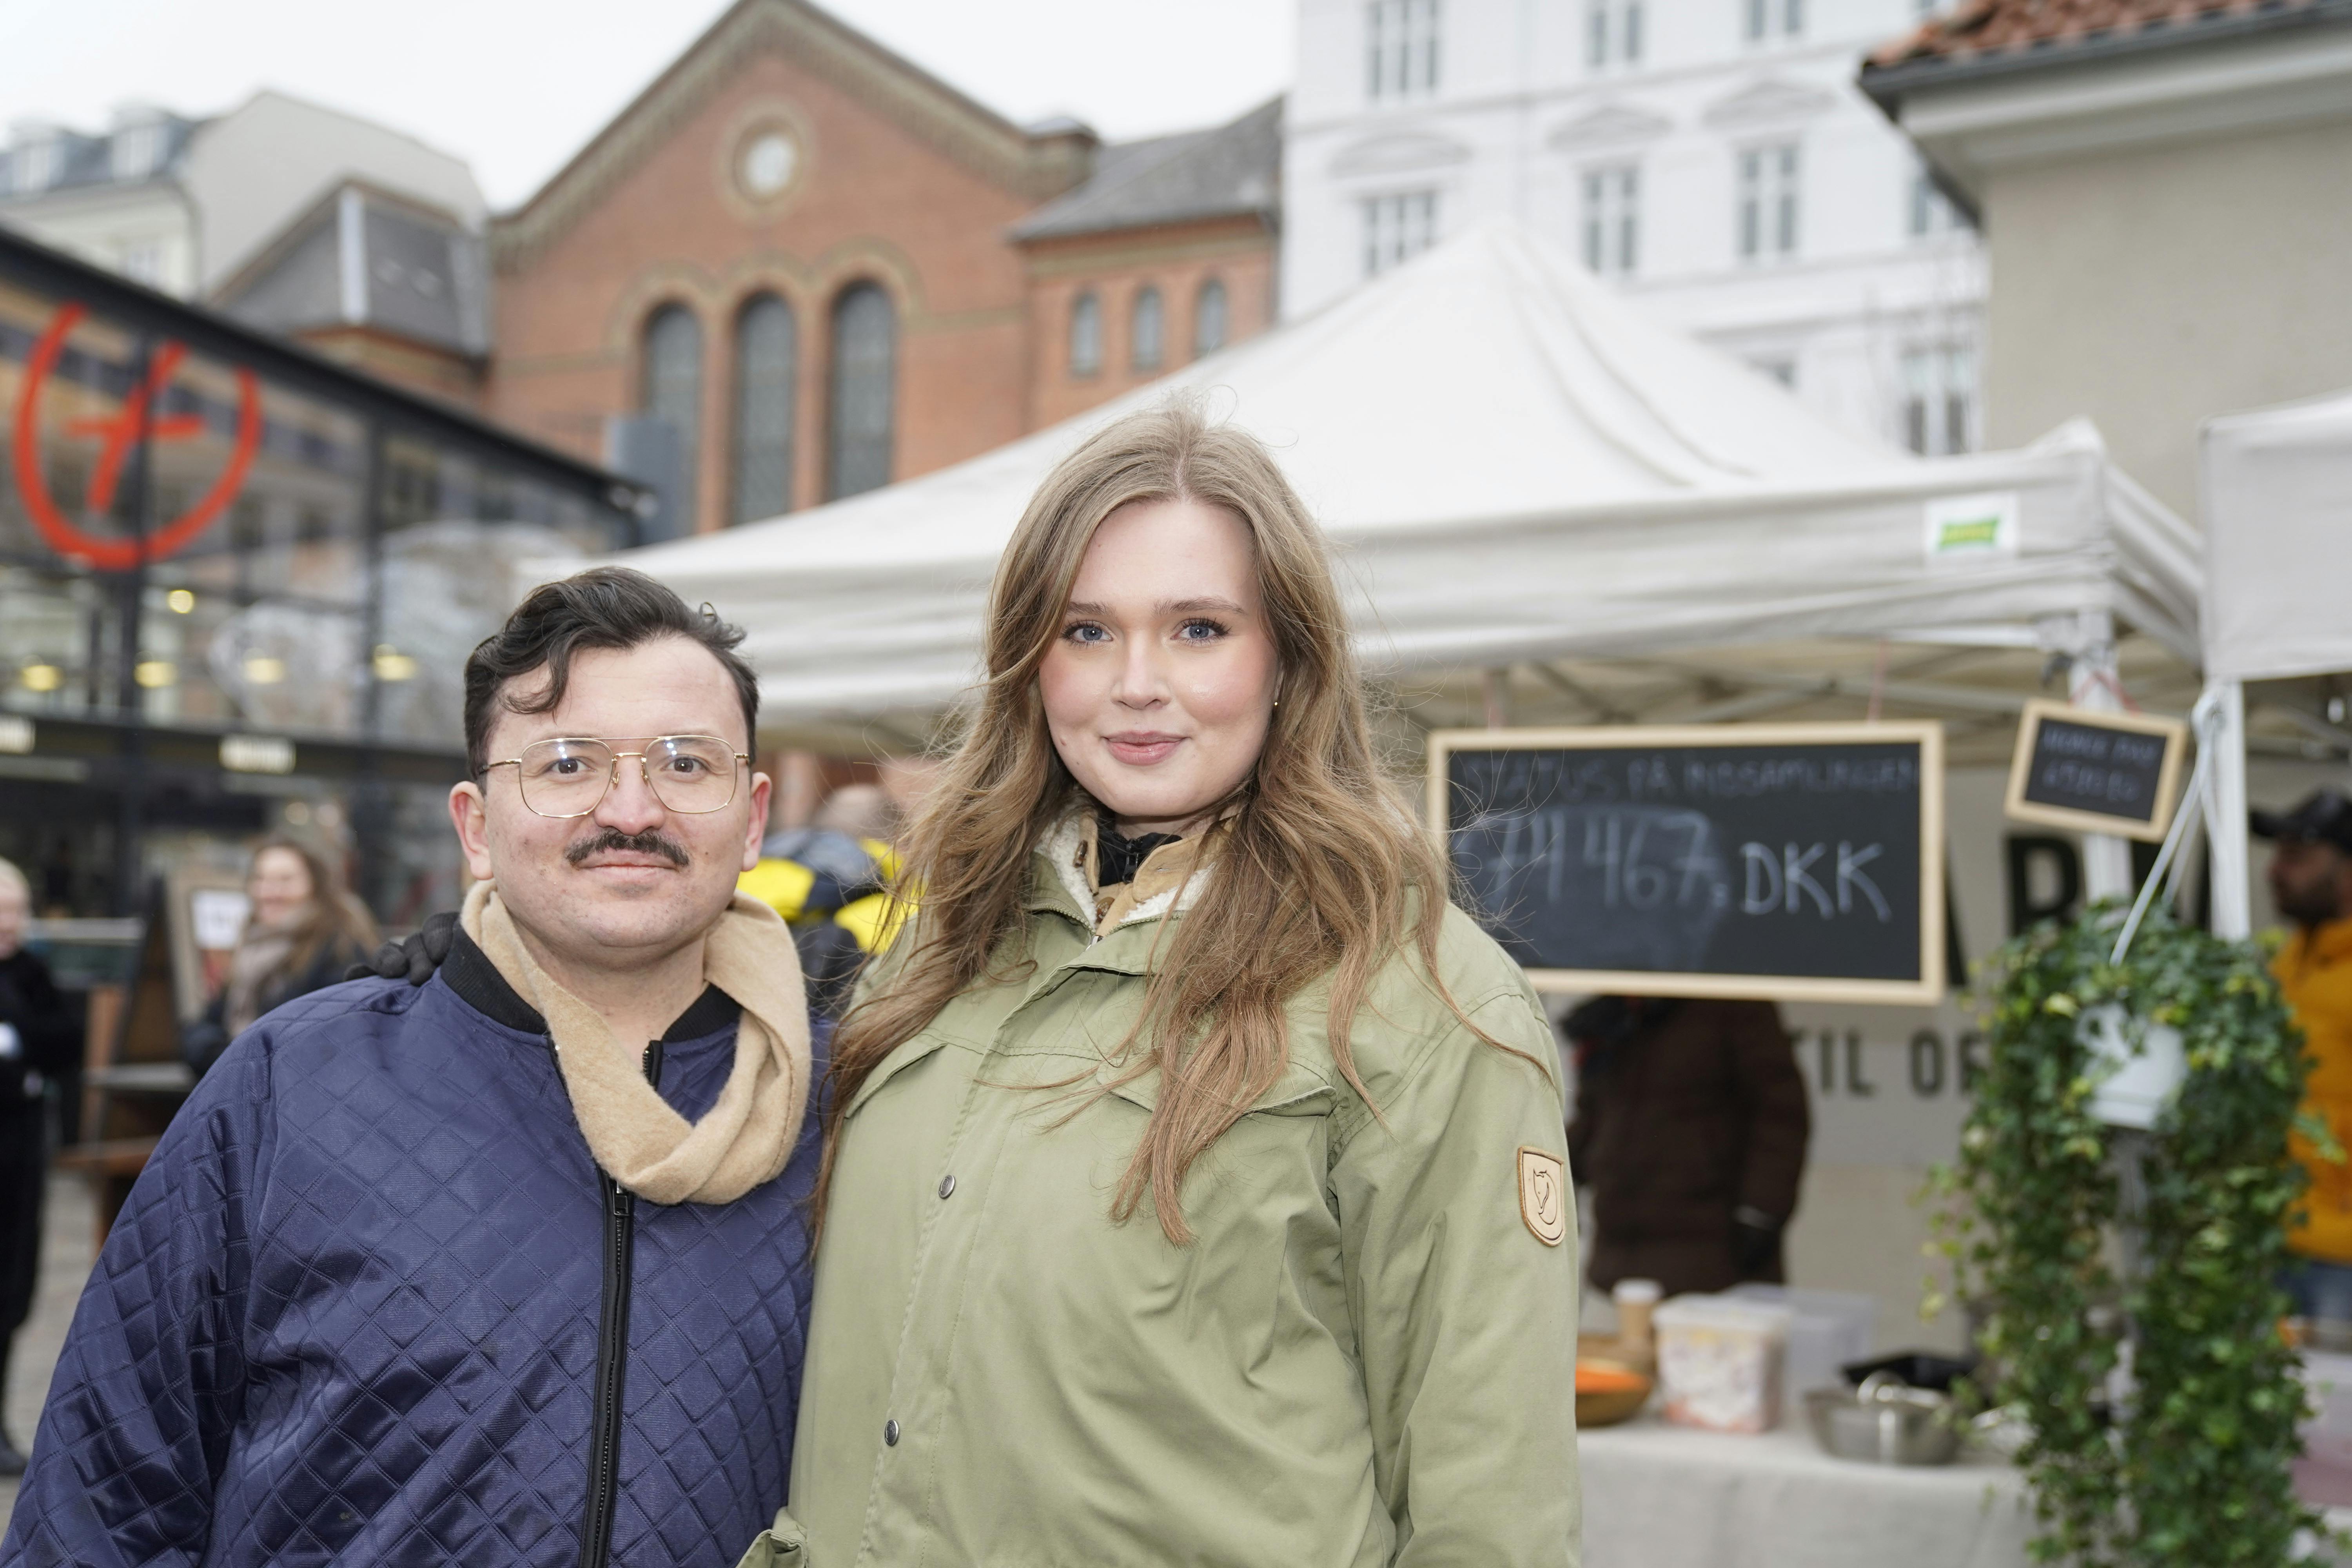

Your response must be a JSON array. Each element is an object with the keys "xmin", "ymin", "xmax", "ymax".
[{"xmin": 1803, "ymin": 1374, "xmax": 1962, "ymax": 1465}]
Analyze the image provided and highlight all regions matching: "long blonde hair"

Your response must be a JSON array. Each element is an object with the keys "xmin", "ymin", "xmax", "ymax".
[{"xmin": 822, "ymin": 403, "xmax": 1490, "ymax": 1243}]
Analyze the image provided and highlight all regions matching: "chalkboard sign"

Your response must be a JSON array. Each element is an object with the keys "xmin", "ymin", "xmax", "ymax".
[
  {"xmin": 1430, "ymin": 723, "xmax": 1946, "ymax": 1004},
  {"xmin": 2003, "ymin": 699, "xmax": 2188, "ymax": 843}
]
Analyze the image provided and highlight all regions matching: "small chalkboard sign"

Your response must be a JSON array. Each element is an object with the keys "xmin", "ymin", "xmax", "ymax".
[
  {"xmin": 2003, "ymin": 699, "xmax": 2188, "ymax": 843},
  {"xmin": 1431, "ymin": 722, "xmax": 1945, "ymax": 1004}
]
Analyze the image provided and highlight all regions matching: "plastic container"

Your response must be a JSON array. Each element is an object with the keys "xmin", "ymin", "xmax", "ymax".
[
  {"xmin": 1612, "ymin": 1278, "xmax": 1662, "ymax": 1360},
  {"xmin": 1652, "ymin": 1294, "xmax": 1793, "ymax": 1433},
  {"xmin": 1726, "ymin": 1283, "xmax": 1875, "ymax": 1423}
]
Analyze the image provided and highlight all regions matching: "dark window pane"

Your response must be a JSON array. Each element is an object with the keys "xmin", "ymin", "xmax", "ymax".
[
  {"xmin": 828, "ymin": 284, "xmax": 895, "ymax": 501},
  {"xmin": 732, "ymin": 293, "xmax": 797, "ymax": 524},
  {"xmin": 641, "ymin": 304, "xmax": 702, "ymax": 530},
  {"xmin": 1132, "ymin": 287, "xmax": 1164, "ymax": 371},
  {"xmin": 1194, "ymin": 279, "xmax": 1228, "ymax": 355},
  {"xmin": 1071, "ymin": 290, "xmax": 1102, "ymax": 375}
]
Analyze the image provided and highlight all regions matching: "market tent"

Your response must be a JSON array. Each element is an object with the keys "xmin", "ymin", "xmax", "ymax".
[
  {"xmin": 612, "ymin": 220, "xmax": 2199, "ymax": 720},
  {"xmin": 2193, "ymin": 387, "xmax": 2352, "ymax": 937},
  {"xmin": 2201, "ymin": 388, "xmax": 2352, "ymax": 686}
]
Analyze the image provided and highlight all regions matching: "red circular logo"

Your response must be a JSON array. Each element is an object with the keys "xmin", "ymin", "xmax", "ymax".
[{"xmin": 12, "ymin": 302, "xmax": 263, "ymax": 570}]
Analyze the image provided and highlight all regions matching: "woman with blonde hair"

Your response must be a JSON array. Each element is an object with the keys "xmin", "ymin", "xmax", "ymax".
[
  {"xmin": 181, "ymin": 836, "xmax": 379, "ymax": 1075},
  {"xmin": 752, "ymin": 404, "xmax": 1579, "ymax": 1566}
]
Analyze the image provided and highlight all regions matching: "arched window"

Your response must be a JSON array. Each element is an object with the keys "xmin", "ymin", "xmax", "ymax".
[
  {"xmin": 641, "ymin": 304, "xmax": 703, "ymax": 529},
  {"xmin": 1194, "ymin": 278, "xmax": 1229, "ymax": 356},
  {"xmin": 828, "ymin": 283, "xmax": 896, "ymax": 501},
  {"xmin": 1069, "ymin": 290, "xmax": 1102, "ymax": 377},
  {"xmin": 1131, "ymin": 287, "xmax": 1165, "ymax": 372},
  {"xmin": 731, "ymin": 293, "xmax": 797, "ymax": 524}
]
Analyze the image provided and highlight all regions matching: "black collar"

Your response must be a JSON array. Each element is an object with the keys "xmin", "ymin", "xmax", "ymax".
[
  {"xmin": 1095, "ymin": 809, "xmax": 1183, "ymax": 889},
  {"xmin": 443, "ymin": 927, "xmax": 741, "ymax": 1043}
]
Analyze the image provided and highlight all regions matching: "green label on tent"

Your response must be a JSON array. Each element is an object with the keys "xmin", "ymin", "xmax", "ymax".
[
  {"xmin": 1935, "ymin": 515, "xmax": 2002, "ymax": 550},
  {"xmin": 1922, "ymin": 490, "xmax": 2020, "ymax": 561}
]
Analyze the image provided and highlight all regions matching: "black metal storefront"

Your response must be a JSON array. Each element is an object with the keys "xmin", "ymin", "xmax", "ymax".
[{"xmin": 0, "ymin": 225, "xmax": 648, "ymax": 922}]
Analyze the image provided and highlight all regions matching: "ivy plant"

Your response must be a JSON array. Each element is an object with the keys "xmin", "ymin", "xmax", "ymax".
[{"xmin": 1928, "ymin": 900, "xmax": 2323, "ymax": 1565}]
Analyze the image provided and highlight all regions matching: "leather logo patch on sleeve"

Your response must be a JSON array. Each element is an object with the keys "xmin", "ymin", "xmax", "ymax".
[{"xmin": 1517, "ymin": 1146, "xmax": 1568, "ymax": 1247}]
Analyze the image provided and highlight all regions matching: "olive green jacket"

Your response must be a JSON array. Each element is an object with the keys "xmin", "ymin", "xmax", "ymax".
[{"xmin": 745, "ymin": 818, "xmax": 1582, "ymax": 1567}]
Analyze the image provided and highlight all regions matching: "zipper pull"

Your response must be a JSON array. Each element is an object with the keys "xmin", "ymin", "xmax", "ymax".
[{"xmin": 608, "ymin": 1177, "xmax": 632, "ymax": 1220}]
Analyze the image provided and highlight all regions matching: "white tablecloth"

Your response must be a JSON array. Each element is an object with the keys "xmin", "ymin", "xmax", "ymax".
[{"xmin": 1578, "ymin": 1416, "xmax": 2034, "ymax": 1568}]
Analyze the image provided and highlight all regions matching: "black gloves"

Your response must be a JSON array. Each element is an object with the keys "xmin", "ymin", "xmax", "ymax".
[
  {"xmin": 347, "ymin": 910, "xmax": 459, "ymax": 986},
  {"xmin": 1731, "ymin": 1205, "xmax": 1784, "ymax": 1278}
]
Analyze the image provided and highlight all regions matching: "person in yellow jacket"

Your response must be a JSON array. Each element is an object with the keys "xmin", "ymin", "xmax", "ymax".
[
  {"xmin": 2258, "ymin": 788, "xmax": 2352, "ymax": 1324},
  {"xmin": 739, "ymin": 404, "xmax": 1579, "ymax": 1567},
  {"xmin": 739, "ymin": 803, "xmax": 906, "ymax": 1017}
]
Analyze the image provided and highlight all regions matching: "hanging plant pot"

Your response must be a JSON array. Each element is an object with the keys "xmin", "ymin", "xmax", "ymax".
[
  {"xmin": 1930, "ymin": 900, "xmax": 2320, "ymax": 1566},
  {"xmin": 2077, "ymin": 1003, "xmax": 2187, "ymax": 1131}
]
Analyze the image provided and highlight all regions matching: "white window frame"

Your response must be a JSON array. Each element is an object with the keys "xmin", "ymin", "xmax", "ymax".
[
  {"xmin": 1901, "ymin": 344, "xmax": 1978, "ymax": 456},
  {"xmin": 1362, "ymin": 190, "xmax": 1440, "ymax": 278},
  {"xmin": 111, "ymin": 123, "xmax": 163, "ymax": 182},
  {"xmin": 1580, "ymin": 164, "xmax": 1641, "ymax": 278},
  {"xmin": 15, "ymin": 140, "xmax": 59, "ymax": 194},
  {"xmin": 1908, "ymin": 163, "xmax": 1964, "ymax": 240},
  {"xmin": 1366, "ymin": 0, "xmax": 1441, "ymax": 102},
  {"xmin": 1737, "ymin": 142, "xmax": 1801, "ymax": 263},
  {"xmin": 1584, "ymin": 0, "xmax": 1644, "ymax": 67},
  {"xmin": 1744, "ymin": 0, "xmax": 1804, "ymax": 42}
]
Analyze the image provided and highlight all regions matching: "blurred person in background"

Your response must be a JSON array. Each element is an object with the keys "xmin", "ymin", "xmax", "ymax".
[
  {"xmin": 181, "ymin": 837, "xmax": 379, "ymax": 1076},
  {"xmin": 741, "ymin": 780, "xmax": 906, "ymax": 1018},
  {"xmin": 1564, "ymin": 995, "xmax": 1809, "ymax": 1298},
  {"xmin": 0, "ymin": 855, "xmax": 76, "ymax": 1477},
  {"xmin": 2255, "ymin": 789, "xmax": 2352, "ymax": 1324}
]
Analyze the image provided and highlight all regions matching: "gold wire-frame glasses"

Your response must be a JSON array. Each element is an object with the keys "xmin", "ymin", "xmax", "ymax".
[{"xmin": 481, "ymin": 735, "xmax": 750, "ymax": 819}]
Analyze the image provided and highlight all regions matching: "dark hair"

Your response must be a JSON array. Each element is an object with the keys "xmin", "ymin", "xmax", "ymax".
[{"xmin": 462, "ymin": 566, "xmax": 759, "ymax": 775}]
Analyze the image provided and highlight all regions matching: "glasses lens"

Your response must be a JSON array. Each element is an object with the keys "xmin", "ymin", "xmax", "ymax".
[
  {"xmin": 517, "ymin": 738, "xmax": 614, "ymax": 817},
  {"xmin": 645, "ymin": 736, "xmax": 739, "ymax": 813}
]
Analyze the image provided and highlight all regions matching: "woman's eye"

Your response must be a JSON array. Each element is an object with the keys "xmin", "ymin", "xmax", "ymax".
[
  {"xmin": 1176, "ymin": 619, "xmax": 1229, "ymax": 642},
  {"xmin": 1061, "ymin": 622, "xmax": 1111, "ymax": 644}
]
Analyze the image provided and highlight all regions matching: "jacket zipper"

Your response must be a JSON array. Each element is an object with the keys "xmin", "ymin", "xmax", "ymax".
[{"xmin": 575, "ymin": 1039, "xmax": 662, "ymax": 1568}]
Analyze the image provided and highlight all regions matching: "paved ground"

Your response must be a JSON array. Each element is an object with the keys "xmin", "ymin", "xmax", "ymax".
[{"xmin": 1, "ymin": 1176, "xmax": 96, "ymax": 1531}]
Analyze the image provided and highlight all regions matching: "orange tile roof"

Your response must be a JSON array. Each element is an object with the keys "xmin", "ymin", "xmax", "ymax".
[{"xmin": 1869, "ymin": 0, "xmax": 2328, "ymax": 71}]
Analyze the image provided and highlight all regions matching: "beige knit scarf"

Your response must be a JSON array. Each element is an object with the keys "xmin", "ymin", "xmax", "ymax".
[{"xmin": 461, "ymin": 881, "xmax": 812, "ymax": 1206}]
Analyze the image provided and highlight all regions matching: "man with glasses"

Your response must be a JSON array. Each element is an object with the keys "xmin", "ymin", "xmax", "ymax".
[{"xmin": 6, "ymin": 568, "xmax": 825, "ymax": 1568}]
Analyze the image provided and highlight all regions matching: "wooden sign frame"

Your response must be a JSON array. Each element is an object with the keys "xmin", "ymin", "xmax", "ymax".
[
  {"xmin": 2003, "ymin": 699, "xmax": 2189, "ymax": 844},
  {"xmin": 1428, "ymin": 721, "xmax": 1946, "ymax": 1005}
]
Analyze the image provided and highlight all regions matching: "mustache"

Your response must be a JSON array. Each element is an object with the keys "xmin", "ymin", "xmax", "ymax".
[{"xmin": 565, "ymin": 827, "xmax": 690, "ymax": 867}]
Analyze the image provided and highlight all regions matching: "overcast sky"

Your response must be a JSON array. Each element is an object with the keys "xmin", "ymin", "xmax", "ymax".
[{"xmin": 0, "ymin": 0, "xmax": 1295, "ymax": 208}]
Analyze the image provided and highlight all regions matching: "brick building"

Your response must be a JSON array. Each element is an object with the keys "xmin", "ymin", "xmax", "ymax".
[{"xmin": 486, "ymin": 0, "xmax": 1281, "ymax": 536}]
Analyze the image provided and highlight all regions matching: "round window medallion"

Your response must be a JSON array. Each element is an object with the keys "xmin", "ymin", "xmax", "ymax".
[{"xmin": 740, "ymin": 130, "xmax": 800, "ymax": 198}]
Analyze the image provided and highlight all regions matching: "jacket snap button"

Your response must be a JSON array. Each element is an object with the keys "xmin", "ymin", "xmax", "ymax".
[
  {"xmin": 884, "ymin": 1419, "xmax": 901, "ymax": 1446},
  {"xmin": 938, "ymin": 1174, "xmax": 956, "ymax": 1200}
]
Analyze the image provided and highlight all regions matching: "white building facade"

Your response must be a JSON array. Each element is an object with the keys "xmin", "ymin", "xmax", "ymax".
[{"xmin": 1287, "ymin": 0, "xmax": 1986, "ymax": 455}]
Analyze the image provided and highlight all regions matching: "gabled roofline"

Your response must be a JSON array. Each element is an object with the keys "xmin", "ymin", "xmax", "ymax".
[{"xmin": 494, "ymin": 0, "xmax": 1085, "ymax": 273}]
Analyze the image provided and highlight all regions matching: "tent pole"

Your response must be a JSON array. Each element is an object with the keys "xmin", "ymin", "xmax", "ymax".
[{"xmin": 2206, "ymin": 678, "xmax": 2251, "ymax": 940}]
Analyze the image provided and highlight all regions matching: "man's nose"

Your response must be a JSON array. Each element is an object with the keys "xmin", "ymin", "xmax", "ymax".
[{"xmin": 593, "ymin": 758, "xmax": 669, "ymax": 832}]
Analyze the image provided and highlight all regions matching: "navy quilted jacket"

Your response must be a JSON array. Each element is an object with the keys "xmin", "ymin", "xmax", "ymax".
[{"xmin": 2, "ymin": 933, "xmax": 824, "ymax": 1568}]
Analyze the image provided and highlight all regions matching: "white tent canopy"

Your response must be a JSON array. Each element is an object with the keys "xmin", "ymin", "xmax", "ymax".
[
  {"xmin": 2193, "ymin": 386, "xmax": 2352, "ymax": 938},
  {"xmin": 613, "ymin": 221, "xmax": 2198, "ymax": 720},
  {"xmin": 2201, "ymin": 387, "xmax": 2352, "ymax": 684}
]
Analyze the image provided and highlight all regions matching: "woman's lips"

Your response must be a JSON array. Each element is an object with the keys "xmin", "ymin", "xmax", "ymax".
[{"xmin": 1103, "ymin": 732, "xmax": 1185, "ymax": 766}]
